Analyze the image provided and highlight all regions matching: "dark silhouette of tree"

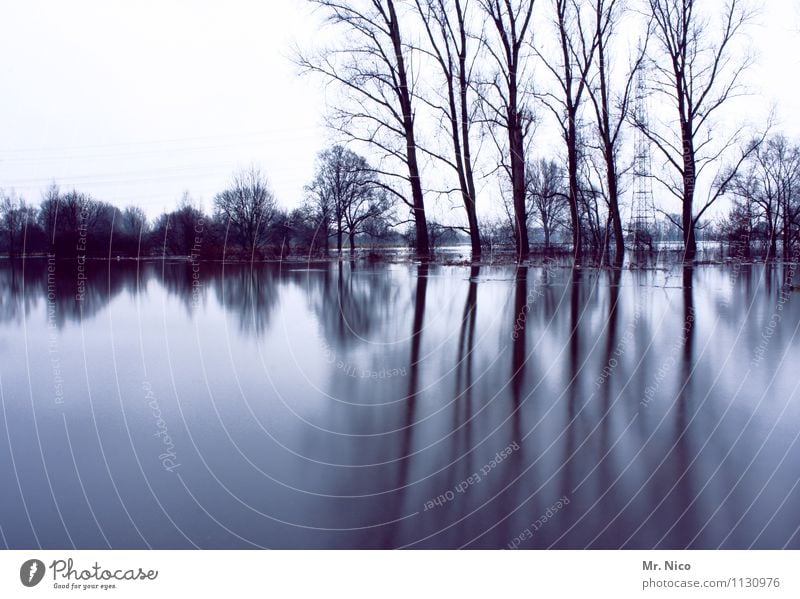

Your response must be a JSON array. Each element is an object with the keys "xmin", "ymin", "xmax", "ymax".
[
  {"xmin": 343, "ymin": 187, "xmax": 392, "ymax": 252},
  {"xmin": 38, "ymin": 183, "xmax": 61, "ymax": 251},
  {"xmin": 526, "ymin": 158, "xmax": 568, "ymax": 251},
  {"xmin": 307, "ymin": 145, "xmax": 375, "ymax": 255},
  {"xmin": 638, "ymin": 0, "xmax": 757, "ymax": 261},
  {"xmin": 152, "ymin": 192, "xmax": 206, "ymax": 256},
  {"xmin": 113, "ymin": 206, "xmax": 149, "ymax": 256},
  {"xmin": 576, "ymin": 167, "xmax": 608, "ymax": 252},
  {"xmin": 718, "ymin": 191, "xmax": 756, "ymax": 256},
  {"xmin": 536, "ymin": 0, "xmax": 598, "ymax": 263},
  {"xmin": 724, "ymin": 135, "xmax": 800, "ymax": 259},
  {"xmin": 299, "ymin": 0, "xmax": 430, "ymax": 256},
  {"xmin": 120, "ymin": 206, "xmax": 148, "ymax": 239},
  {"xmin": 0, "ymin": 191, "xmax": 36, "ymax": 258},
  {"xmin": 36, "ymin": 188, "xmax": 112, "ymax": 256},
  {"xmin": 287, "ymin": 206, "xmax": 324, "ymax": 254},
  {"xmin": 477, "ymin": 0, "xmax": 536, "ymax": 260},
  {"xmin": 413, "ymin": 0, "xmax": 482, "ymax": 258},
  {"xmin": 214, "ymin": 167, "xmax": 278, "ymax": 258},
  {"xmin": 583, "ymin": 0, "xmax": 648, "ymax": 265}
]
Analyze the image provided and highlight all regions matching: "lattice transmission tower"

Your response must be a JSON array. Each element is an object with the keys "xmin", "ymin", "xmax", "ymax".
[{"xmin": 628, "ymin": 54, "xmax": 658, "ymax": 250}]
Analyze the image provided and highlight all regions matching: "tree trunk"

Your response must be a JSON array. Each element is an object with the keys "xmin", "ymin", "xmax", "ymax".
[
  {"xmin": 681, "ymin": 118, "xmax": 697, "ymax": 262},
  {"xmin": 567, "ymin": 117, "xmax": 583, "ymax": 263},
  {"xmin": 767, "ymin": 210, "xmax": 776, "ymax": 260},
  {"xmin": 783, "ymin": 199, "xmax": 791, "ymax": 258},
  {"xmin": 406, "ymin": 135, "xmax": 430, "ymax": 257},
  {"xmin": 387, "ymin": 0, "xmax": 429, "ymax": 257},
  {"xmin": 349, "ymin": 231, "xmax": 356, "ymax": 254},
  {"xmin": 323, "ymin": 223, "xmax": 329, "ymax": 257},
  {"xmin": 509, "ymin": 112, "xmax": 529, "ymax": 261},
  {"xmin": 511, "ymin": 140, "xmax": 529, "ymax": 260},
  {"xmin": 591, "ymin": 3, "xmax": 624, "ymax": 267},
  {"xmin": 606, "ymin": 161, "xmax": 625, "ymax": 265},
  {"xmin": 683, "ymin": 207, "xmax": 696, "ymax": 261},
  {"xmin": 458, "ymin": 27, "xmax": 481, "ymax": 261},
  {"xmin": 465, "ymin": 198, "xmax": 481, "ymax": 259}
]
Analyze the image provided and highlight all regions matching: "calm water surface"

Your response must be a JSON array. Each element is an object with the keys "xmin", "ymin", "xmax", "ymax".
[{"xmin": 1, "ymin": 258, "xmax": 799, "ymax": 548}]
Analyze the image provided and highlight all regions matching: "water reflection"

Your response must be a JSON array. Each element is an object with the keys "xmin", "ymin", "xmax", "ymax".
[{"xmin": 0, "ymin": 258, "xmax": 799, "ymax": 549}]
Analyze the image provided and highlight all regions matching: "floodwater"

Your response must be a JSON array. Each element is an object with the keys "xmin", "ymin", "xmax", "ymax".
[{"xmin": 1, "ymin": 257, "xmax": 799, "ymax": 549}]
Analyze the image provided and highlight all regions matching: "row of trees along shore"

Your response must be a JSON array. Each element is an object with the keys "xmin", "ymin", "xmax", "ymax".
[
  {"xmin": 3, "ymin": 0, "xmax": 799, "ymax": 264},
  {"xmin": 0, "ymin": 164, "xmax": 400, "ymax": 260},
  {"xmin": 297, "ymin": 0, "xmax": 774, "ymax": 264}
]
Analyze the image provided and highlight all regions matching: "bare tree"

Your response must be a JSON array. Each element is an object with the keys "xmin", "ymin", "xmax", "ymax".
[
  {"xmin": 718, "ymin": 192, "xmax": 756, "ymax": 254},
  {"xmin": 536, "ymin": 0, "xmax": 598, "ymax": 262},
  {"xmin": 156, "ymin": 192, "xmax": 205, "ymax": 256},
  {"xmin": 214, "ymin": 168, "xmax": 278, "ymax": 257},
  {"xmin": 344, "ymin": 187, "xmax": 392, "ymax": 252},
  {"xmin": 477, "ymin": 0, "xmax": 536, "ymax": 260},
  {"xmin": 57, "ymin": 189, "xmax": 107, "ymax": 253},
  {"xmin": 725, "ymin": 135, "xmax": 800, "ymax": 258},
  {"xmin": 120, "ymin": 206, "xmax": 148, "ymax": 238},
  {"xmin": 302, "ymin": 192, "xmax": 333, "ymax": 257},
  {"xmin": 299, "ymin": 0, "xmax": 430, "ymax": 255},
  {"xmin": 583, "ymin": 0, "xmax": 648, "ymax": 264},
  {"xmin": 525, "ymin": 157, "xmax": 567, "ymax": 250},
  {"xmin": 638, "ymin": 0, "xmax": 757, "ymax": 261},
  {"xmin": 0, "ymin": 191, "xmax": 36, "ymax": 258},
  {"xmin": 307, "ymin": 145, "xmax": 381, "ymax": 254},
  {"xmin": 38, "ymin": 183, "xmax": 61, "ymax": 250},
  {"xmin": 413, "ymin": 0, "xmax": 482, "ymax": 258},
  {"xmin": 577, "ymin": 155, "xmax": 610, "ymax": 252}
]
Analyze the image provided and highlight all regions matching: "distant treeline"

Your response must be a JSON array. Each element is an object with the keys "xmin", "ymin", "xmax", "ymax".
[{"xmin": 0, "ymin": 163, "xmax": 407, "ymax": 260}]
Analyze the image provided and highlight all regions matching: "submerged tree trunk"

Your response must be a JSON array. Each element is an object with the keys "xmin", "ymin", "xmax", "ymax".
[
  {"xmin": 415, "ymin": 0, "xmax": 481, "ymax": 260},
  {"xmin": 510, "ymin": 117, "xmax": 530, "ymax": 261},
  {"xmin": 387, "ymin": 0, "xmax": 429, "ymax": 257},
  {"xmin": 682, "ymin": 128, "xmax": 697, "ymax": 262},
  {"xmin": 566, "ymin": 119, "xmax": 582, "ymax": 262},
  {"xmin": 301, "ymin": 0, "xmax": 429, "ymax": 257},
  {"xmin": 457, "ymin": 0, "xmax": 480, "ymax": 260},
  {"xmin": 605, "ymin": 152, "xmax": 625, "ymax": 265},
  {"xmin": 479, "ymin": 0, "xmax": 535, "ymax": 262}
]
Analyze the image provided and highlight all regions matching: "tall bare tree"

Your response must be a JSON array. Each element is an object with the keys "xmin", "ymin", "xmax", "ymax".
[
  {"xmin": 639, "ymin": 0, "xmax": 756, "ymax": 261},
  {"xmin": 583, "ymin": 0, "xmax": 648, "ymax": 264},
  {"xmin": 413, "ymin": 0, "xmax": 482, "ymax": 258},
  {"xmin": 299, "ymin": 0, "xmax": 430, "ymax": 255},
  {"xmin": 477, "ymin": 0, "xmax": 536, "ymax": 260},
  {"xmin": 537, "ymin": 0, "xmax": 598, "ymax": 262}
]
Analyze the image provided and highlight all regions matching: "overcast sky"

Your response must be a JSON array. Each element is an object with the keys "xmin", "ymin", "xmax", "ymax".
[{"xmin": 0, "ymin": 1, "xmax": 798, "ymax": 220}]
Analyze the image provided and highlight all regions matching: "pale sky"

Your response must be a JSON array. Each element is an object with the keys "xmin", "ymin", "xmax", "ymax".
[{"xmin": 0, "ymin": 1, "xmax": 797, "ymax": 221}]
